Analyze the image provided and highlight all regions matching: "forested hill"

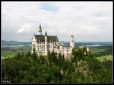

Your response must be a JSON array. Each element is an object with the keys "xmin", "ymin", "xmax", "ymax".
[{"xmin": 2, "ymin": 48, "xmax": 112, "ymax": 83}]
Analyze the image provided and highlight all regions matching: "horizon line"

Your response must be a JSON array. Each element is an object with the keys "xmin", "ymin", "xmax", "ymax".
[{"xmin": 1, "ymin": 40, "xmax": 112, "ymax": 43}]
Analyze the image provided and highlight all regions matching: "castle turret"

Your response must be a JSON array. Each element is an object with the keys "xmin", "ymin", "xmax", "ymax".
[
  {"xmin": 45, "ymin": 31, "xmax": 48, "ymax": 55},
  {"xmin": 70, "ymin": 35, "xmax": 74, "ymax": 48},
  {"xmin": 31, "ymin": 33, "xmax": 36, "ymax": 54},
  {"xmin": 38, "ymin": 24, "xmax": 42, "ymax": 35}
]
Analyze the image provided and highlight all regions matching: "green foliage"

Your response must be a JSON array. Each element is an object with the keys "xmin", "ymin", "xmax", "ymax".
[{"xmin": 2, "ymin": 49, "xmax": 112, "ymax": 84}]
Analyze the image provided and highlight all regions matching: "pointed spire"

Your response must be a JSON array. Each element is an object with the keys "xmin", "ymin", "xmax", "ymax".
[
  {"xmin": 45, "ymin": 31, "xmax": 47, "ymax": 36},
  {"xmin": 39, "ymin": 24, "xmax": 42, "ymax": 32},
  {"xmin": 34, "ymin": 33, "xmax": 35, "ymax": 35},
  {"xmin": 38, "ymin": 24, "xmax": 42, "ymax": 35}
]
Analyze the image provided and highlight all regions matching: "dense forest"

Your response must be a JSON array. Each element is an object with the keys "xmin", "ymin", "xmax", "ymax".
[{"xmin": 2, "ymin": 47, "xmax": 112, "ymax": 83}]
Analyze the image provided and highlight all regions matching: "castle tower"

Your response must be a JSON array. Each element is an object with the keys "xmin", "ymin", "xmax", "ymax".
[
  {"xmin": 38, "ymin": 24, "xmax": 42, "ymax": 35},
  {"xmin": 31, "ymin": 33, "xmax": 36, "ymax": 54},
  {"xmin": 60, "ymin": 41, "xmax": 64, "ymax": 55},
  {"xmin": 70, "ymin": 35, "xmax": 74, "ymax": 48},
  {"xmin": 45, "ymin": 31, "xmax": 48, "ymax": 55}
]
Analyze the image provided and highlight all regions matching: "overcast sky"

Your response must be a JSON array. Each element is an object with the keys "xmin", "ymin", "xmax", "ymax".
[{"xmin": 1, "ymin": 1, "xmax": 113, "ymax": 42}]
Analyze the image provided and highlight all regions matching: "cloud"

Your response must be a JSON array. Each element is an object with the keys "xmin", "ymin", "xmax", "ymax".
[
  {"xmin": 1, "ymin": 1, "xmax": 112, "ymax": 42},
  {"xmin": 17, "ymin": 23, "xmax": 34, "ymax": 33}
]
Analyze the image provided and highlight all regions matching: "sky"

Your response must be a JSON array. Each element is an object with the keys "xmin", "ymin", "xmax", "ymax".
[{"xmin": 1, "ymin": 1, "xmax": 113, "ymax": 42}]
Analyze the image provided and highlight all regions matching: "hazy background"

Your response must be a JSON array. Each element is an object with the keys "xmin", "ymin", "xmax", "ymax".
[{"xmin": 1, "ymin": 1, "xmax": 113, "ymax": 42}]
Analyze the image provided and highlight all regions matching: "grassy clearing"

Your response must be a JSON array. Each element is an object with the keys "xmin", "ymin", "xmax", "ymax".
[
  {"xmin": 1, "ymin": 55, "xmax": 15, "ymax": 60},
  {"xmin": 96, "ymin": 55, "xmax": 113, "ymax": 62},
  {"xmin": 1, "ymin": 46, "xmax": 31, "ymax": 60},
  {"xmin": 1, "ymin": 51, "xmax": 16, "ymax": 59}
]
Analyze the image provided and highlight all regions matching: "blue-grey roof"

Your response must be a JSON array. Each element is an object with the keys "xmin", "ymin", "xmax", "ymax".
[
  {"xmin": 35, "ymin": 35, "xmax": 59, "ymax": 42},
  {"xmin": 71, "ymin": 35, "xmax": 74, "ymax": 37}
]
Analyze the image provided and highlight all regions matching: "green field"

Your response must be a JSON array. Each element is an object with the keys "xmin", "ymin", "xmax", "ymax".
[
  {"xmin": 1, "ymin": 46, "xmax": 31, "ymax": 60},
  {"xmin": 96, "ymin": 55, "xmax": 112, "ymax": 62},
  {"xmin": 89, "ymin": 46, "xmax": 112, "ymax": 57}
]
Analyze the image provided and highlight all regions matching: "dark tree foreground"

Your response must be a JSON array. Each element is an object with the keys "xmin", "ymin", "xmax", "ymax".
[{"xmin": 2, "ymin": 48, "xmax": 112, "ymax": 83}]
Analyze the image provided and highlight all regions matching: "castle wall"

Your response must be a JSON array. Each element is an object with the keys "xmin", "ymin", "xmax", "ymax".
[{"xmin": 32, "ymin": 37, "xmax": 74, "ymax": 58}]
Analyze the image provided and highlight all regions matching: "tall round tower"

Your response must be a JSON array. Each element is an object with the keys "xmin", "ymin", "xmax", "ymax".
[
  {"xmin": 45, "ymin": 31, "xmax": 48, "ymax": 55},
  {"xmin": 70, "ymin": 35, "xmax": 74, "ymax": 48}
]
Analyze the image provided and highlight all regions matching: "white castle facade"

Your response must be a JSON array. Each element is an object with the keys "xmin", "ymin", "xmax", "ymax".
[{"xmin": 31, "ymin": 25, "xmax": 75, "ymax": 60}]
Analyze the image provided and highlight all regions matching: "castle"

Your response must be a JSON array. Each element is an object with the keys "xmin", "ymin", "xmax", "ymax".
[{"xmin": 31, "ymin": 25, "xmax": 75, "ymax": 60}]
